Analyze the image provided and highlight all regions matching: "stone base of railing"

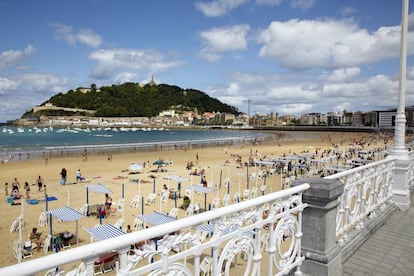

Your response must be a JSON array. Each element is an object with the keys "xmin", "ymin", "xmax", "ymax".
[{"xmin": 341, "ymin": 202, "xmax": 398, "ymax": 262}]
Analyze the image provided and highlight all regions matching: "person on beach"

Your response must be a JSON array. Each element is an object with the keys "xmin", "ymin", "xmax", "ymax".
[
  {"xmin": 12, "ymin": 177, "xmax": 20, "ymax": 191},
  {"xmin": 4, "ymin": 182, "xmax": 8, "ymax": 196},
  {"xmin": 24, "ymin": 181, "xmax": 31, "ymax": 199},
  {"xmin": 60, "ymin": 168, "xmax": 67, "ymax": 185},
  {"xmin": 36, "ymin": 175, "xmax": 44, "ymax": 191},
  {"xmin": 30, "ymin": 227, "xmax": 43, "ymax": 250},
  {"xmin": 105, "ymin": 193, "xmax": 112, "ymax": 215},
  {"xmin": 76, "ymin": 169, "xmax": 81, "ymax": 183}
]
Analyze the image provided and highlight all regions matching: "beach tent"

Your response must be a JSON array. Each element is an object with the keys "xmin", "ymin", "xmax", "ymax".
[
  {"xmin": 85, "ymin": 184, "xmax": 112, "ymax": 206},
  {"xmin": 83, "ymin": 223, "xmax": 125, "ymax": 241},
  {"xmin": 185, "ymin": 185, "xmax": 215, "ymax": 211},
  {"xmin": 47, "ymin": 206, "xmax": 85, "ymax": 245},
  {"xmin": 140, "ymin": 211, "xmax": 177, "ymax": 226}
]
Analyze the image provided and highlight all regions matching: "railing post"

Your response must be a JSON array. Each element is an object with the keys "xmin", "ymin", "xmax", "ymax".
[
  {"xmin": 389, "ymin": 154, "xmax": 411, "ymax": 210},
  {"xmin": 293, "ymin": 178, "xmax": 343, "ymax": 276}
]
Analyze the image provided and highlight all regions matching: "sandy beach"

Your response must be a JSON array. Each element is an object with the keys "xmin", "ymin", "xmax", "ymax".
[{"xmin": 0, "ymin": 130, "xmax": 390, "ymax": 272}]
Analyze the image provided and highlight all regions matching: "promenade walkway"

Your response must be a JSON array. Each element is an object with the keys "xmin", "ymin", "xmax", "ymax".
[{"xmin": 343, "ymin": 195, "xmax": 414, "ymax": 276}]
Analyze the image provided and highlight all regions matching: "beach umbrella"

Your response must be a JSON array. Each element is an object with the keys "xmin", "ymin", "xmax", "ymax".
[
  {"xmin": 129, "ymin": 163, "xmax": 143, "ymax": 172},
  {"xmin": 153, "ymin": 159, "xmax": 166, "ymax": 165}
]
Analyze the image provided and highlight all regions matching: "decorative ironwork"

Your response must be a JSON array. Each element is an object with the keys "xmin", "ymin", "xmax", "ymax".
[{"xmin": 326, "ymin": 158, "xmax": 395, "ymax": 245}]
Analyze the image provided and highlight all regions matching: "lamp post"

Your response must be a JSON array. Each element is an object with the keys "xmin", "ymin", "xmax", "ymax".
[{"xmin": 390, "ymin": 0, "xmax": 411, "ymax": 210}]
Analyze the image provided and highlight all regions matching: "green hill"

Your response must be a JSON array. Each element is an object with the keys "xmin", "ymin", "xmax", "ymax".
[{"xmin": 26, "ymin": 83, "xmax": 239, "ymax": 117}]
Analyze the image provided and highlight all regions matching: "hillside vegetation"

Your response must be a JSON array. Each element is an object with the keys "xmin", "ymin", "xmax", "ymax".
[{"xmin": 29, "ymin": 83, "xmax": 239, "ymax": 117}]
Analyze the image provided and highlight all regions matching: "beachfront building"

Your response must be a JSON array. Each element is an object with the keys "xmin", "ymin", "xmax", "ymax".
[
  {"xmin": 326, "ymin": 112, "xmax": 342, "ymax": 126},
  {"xmin": 300, "ymin": 112, "xmax": 327, "ymax": 126}
]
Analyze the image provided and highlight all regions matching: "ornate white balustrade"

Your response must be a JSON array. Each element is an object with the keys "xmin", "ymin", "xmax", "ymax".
[
  {"xmin": 0, "ymin": 183, "xmax": 309, "ymax": 276},
  {"xmin": 325, "ymin": 157, "xmax": 396, "ymax": 246},
  {"xmin": 408, "ymin": 150, "xmax": 414, "ymax": 188}
]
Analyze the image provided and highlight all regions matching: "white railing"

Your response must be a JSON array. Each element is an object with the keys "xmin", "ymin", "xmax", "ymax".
[
  {"xmin": 325, "ymin": 157, "xmax": 396, "ymax": 246},
  {"xmin": 0, "ymin": 184, "xmax": 309, "ymax": 276},
  {"xmin": 408, "ymin": 150, "xmax": 414, "ymax": 188}
]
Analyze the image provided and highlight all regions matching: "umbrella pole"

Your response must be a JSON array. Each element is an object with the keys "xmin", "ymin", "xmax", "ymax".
[
  {"xmin": 219, "ymin": 169, "xmax": 222, "ymax": 189},
  {"xmin": 152, "ymin": 179, "xmax": 155, "ymax": 193},
  {"xmin": 122, "ymin": 183, "xmax": 125, "ymax": 198},
  {"xmin": 141, "ymin": 196, "xmax": 144, "ymax": 215},
  {"xmin": 49, "ymin": 214, "xmax": 53, "ymax": 251}
]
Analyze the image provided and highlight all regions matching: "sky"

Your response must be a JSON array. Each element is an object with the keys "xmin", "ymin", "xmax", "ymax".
[{"xmin": 0, "ymin": 0, "xmax": 414, "ymax": 122}]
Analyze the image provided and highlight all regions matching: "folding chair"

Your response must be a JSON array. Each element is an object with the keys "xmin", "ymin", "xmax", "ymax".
[
  {"xmin": 10, "ymin": 216, "xmax": 23, "ymax": 234},
  {"xmin": 114, "ymin": 218, "xmax": 124, "ymax": 230},
  {"xmin": 116, "ymin": 198, "xmax": 124, "ymax": 214},
  {"xmin": 242, "ymin": 189, "xmax": 250, "ymax": 201},
  {"xmin": 185, "ymin": 204, "xmax": 194, "ymax": 217},
  {"xmin": 145, "ymin": 193, "xmax": 156, "ymax": 205},
  {"xmin": 79, "ymin": 204, "xmax": 88, "ymax": 216},
  {"xmin": 130, "ymin": 195, "xmax": 140, "ymax": 208},
  {"xmin": 210, "ymin": 198, "xmax": 220, "ymax": 209},
  {"xmin": 250, "ymin": 187, "xmax": 258, "ymax": 198},
  {"xmin": 169, "ymin": 207, "xmax": 178, "ymax": 218},
  {"xmin": 233, "ymin": 192, "xmax": 241, "ymax": 203},
  {"xmin": 38, "ymin": 211, "xmax": 48, "ymax": 227},
  {"xmin": 200, "ymin": 256, "xmax": 213, "ymax": 276},
  {"xmin": 160, "ymin": 190, "xmax": 169, "ymax": 203},
  {"xmin": 133, "ymin": 217, "xmax": 144, "ymax": 231},
  {"xmin": 44, "ymin": 234, "xmax": 52, "ymax": 254},
  {"xmin": 222, "ymin": 194, "xmax": 230, "ymax": 207}
]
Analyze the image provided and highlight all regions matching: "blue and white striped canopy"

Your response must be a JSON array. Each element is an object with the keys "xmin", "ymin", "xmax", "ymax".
[
  {"xmin": 84, "ymin": 224, "xmax": 125, "ymax": 241},
  {"xmin": 185, "ymin": 185, "xmax": 215, "ymax": 194},
  {"xmin": 140, "ymin": 211, "xmax": 177, "ymax": 226},
  {"xmin": 85, "ymin": 184, "xmax": 112, "ymax": 194},
  {"xmin": 48, "ymin": 206, "xmax": 85, "ymax": 221}
]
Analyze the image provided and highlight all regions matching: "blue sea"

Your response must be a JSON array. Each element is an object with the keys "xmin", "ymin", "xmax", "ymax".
[{"xmin": 0, "ymin": 126, "xmax": 269, "ymax": 161}]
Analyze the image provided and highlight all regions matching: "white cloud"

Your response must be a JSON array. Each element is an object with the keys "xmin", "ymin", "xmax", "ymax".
[
  {"xmin": 320, "ymin": 67, "xmax": 361, "ymax": 82},
  {"xmin": 291, "ymin": 0, "xmax": 316, "ymax": 10},
  {"xmin": 255, "ymin": 0, "xmax": 282, "ymax": 6},
  {"xmin": 257, "ymin": 18, "xmax": 413, "ymax": 70},
  {"xmin": 0, "ymin": 45, "xmax": 36, "ymax": 71},
  {"xmin": 50, "ymin": 23, "xmax": 103, "ymax": 48},
  {"xmin": 195, "ymin": 0, "xmax": 248, "ymax": 17},
  {"xmin": 88, "ymin": 48, "xmax": 184, "ymax": 80},
  {"xmin": 0, "ymin": 73, "xmax": 69, "ymax": 120},
  {"xmin": 199, "ymin": 24, "xmax": 250, "ymax": 61}
]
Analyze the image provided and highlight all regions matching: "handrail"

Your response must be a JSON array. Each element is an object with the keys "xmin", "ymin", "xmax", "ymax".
[{"xmin": 0, "ymin": 183, "xmax": 310, "ymax": 276}]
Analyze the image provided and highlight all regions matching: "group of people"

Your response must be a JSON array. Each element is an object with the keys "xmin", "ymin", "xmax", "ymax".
[{"xmin": 4, "ymin": 176, "xmax": 46, "ymax": 202}]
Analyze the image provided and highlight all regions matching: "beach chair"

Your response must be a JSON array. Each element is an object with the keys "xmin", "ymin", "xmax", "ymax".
[
  {"xmin": 79, "ymin": 204, "xmax": 88, "ymax": 216},
  {"xmin": 145, "ymin": 193, "xmax": 156, "ymax": 205},
  {"xmin": 44, "ymin": 268, "xmax": 65, "ymax": 276},
  {"xmin": 185, "ymin": 204, "xmax": 194, "ymax": 217},
  {"xmin": 44, "ymin": 234, "xmax": 52, "ymax": 254},
  {"xmin": 250, "ymin": 187, "xmax": 258, "ymax": 198},
  {"xmin": 242, "ymin": 189, "xmax": 250, "ymax": 201},
  {"xmin": 233, "ymin": 192, "xmax": 241, "ymax": 203},
  {"xmin": 114, "ymin": 219, "xmax": 124, "ymax": 230},
  {"xmin": 10, "ymin": 216, "xmax": 23, "ymax": 234},
  {"xmin": 196, "ymin": 230, "xmax": 209, "ymax": 243},
  {"xmin": 115, "ymin": 198, "xmax": 124, "ymax": 214},
  {"xmin": 160, "ymin": 190, "xmax": 169, "ymax": 203},
  {"xmin": 222, "ymin": 194, "xmax": 230, "ymax": 207},
  {"xmin": 65, "ymin": 262, "xmax": 86, "ymax": 276},
  {"xmin": 38, "ymin": 211, "xmax": 48, "ymax": 227},
  {"xmin": 130, "ymin": 195, "xmax": 140, "ymax": 208},
  {"xmin": 169, "ymin": 207, "xmax": 178, "ymax": 218},
  {"xmin": 224, "ymin": 177, "xmax": 230, "ymax": 188},
  {"xmin": 210, "ymin": 198, "xmax": 220, "ymax": 209},
  {"xmin": 200, "ymin": 256, "xmax": 213, "ymax": 276},
  {"xmin": 269, "ymin": 168, "xmax": 276, "ymax": 175},
  {"xmin": 184, "ymin": 189, "xmax": 193, "ymax": 198},
  {"xmin": 133, "ymin": 217, "xmax": 144, "ymax": 231},
  {"xmin": 250, "ymin": 172, "xmax": 257, "ymax": 179}
]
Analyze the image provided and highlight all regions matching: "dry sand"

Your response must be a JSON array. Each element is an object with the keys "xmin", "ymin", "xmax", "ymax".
[{"xmin": 0, "ymin": 131, "xmax": 389, "ymax": 271}]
